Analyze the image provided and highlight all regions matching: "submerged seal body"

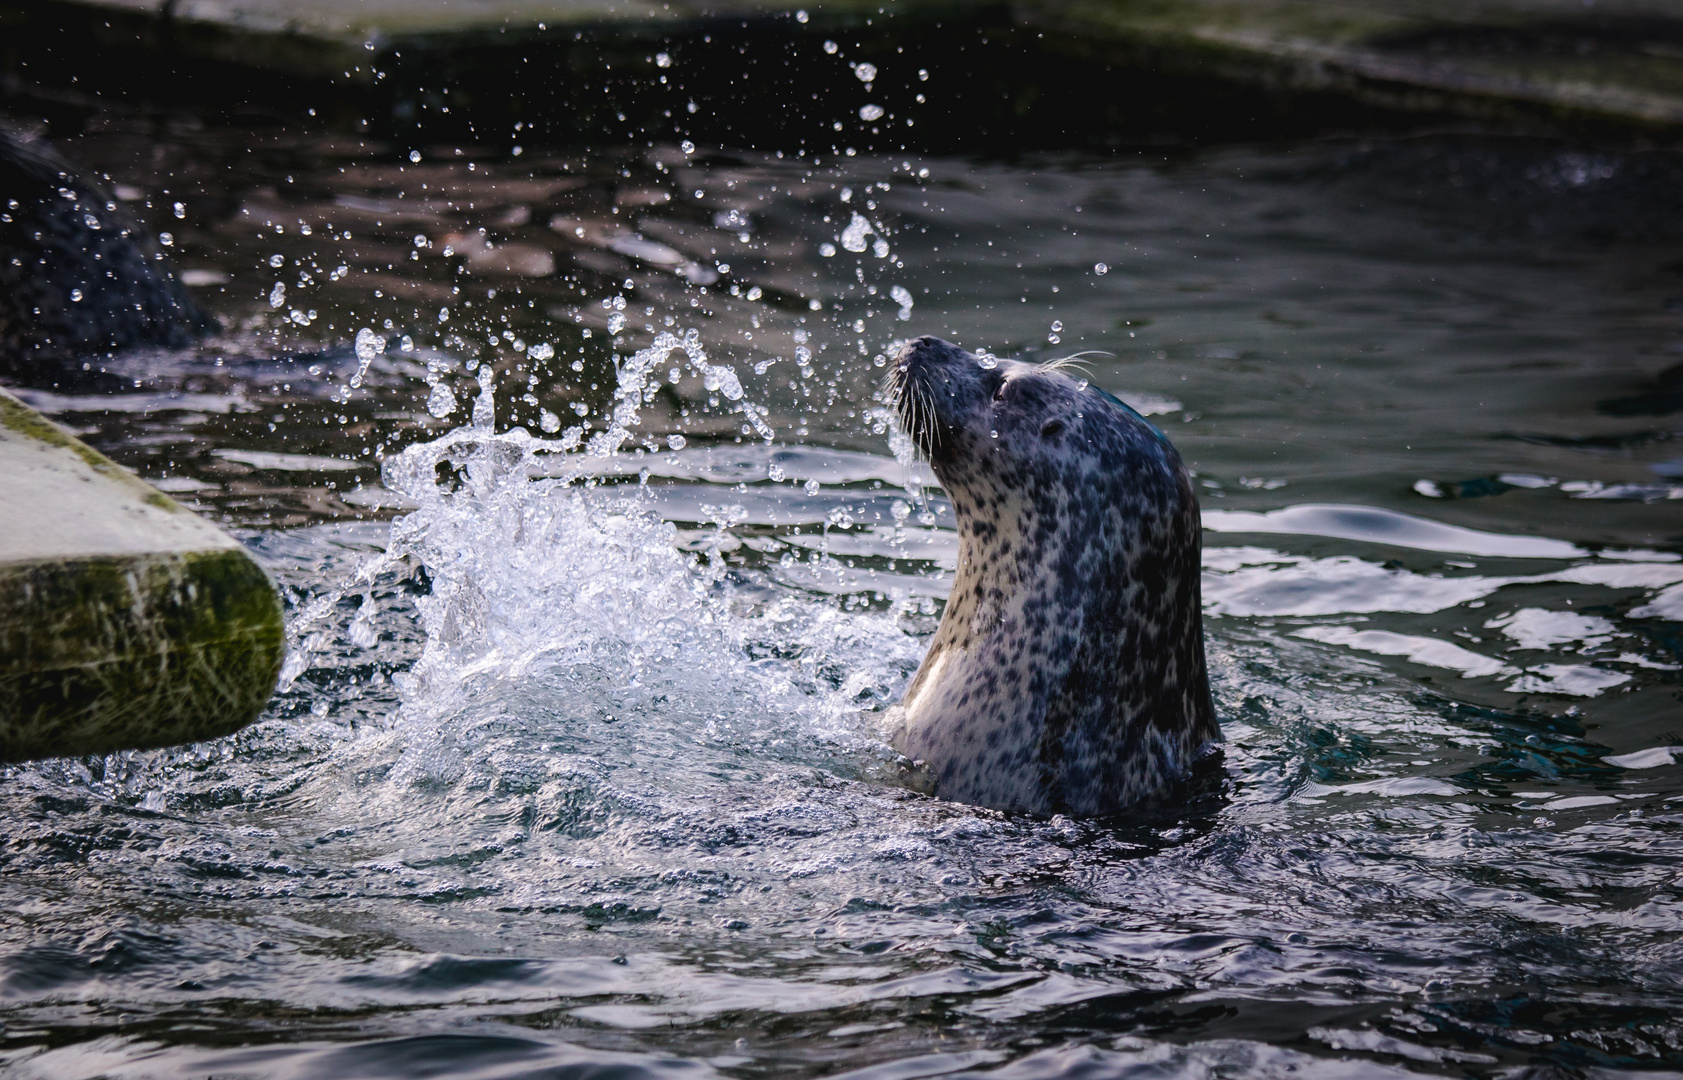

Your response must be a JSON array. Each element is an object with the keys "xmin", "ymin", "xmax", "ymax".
[{"xmin": 887, "ymin": 336, "xmax": 1218, "ymax": 816}]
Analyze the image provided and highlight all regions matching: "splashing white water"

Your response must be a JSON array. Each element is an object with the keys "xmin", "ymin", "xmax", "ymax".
[{"xmin": 357, "ymin": 330, "xmax": 920, "ymax": 787}]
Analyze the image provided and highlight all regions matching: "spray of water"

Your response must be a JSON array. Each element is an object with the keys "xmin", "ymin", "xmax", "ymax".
[{"xmin": 288, "ymin": 328, "xmax": 931, "ymax": 791}]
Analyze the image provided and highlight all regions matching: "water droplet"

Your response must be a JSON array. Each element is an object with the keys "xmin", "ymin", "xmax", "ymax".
[
  {"xmin": 840, "ymin": 213, "xmax": 872, "ymax": 253},
  {"xmin": 1094, "ymin": 262, "xmax": 1109, "ymax": 275},
  {"xmin": 989, "ymin": 430, "xmax": 999, "ymax": 439},
  {"xmin": 426, "ymin": 381, "xmax": 457, "ymax": 418}
]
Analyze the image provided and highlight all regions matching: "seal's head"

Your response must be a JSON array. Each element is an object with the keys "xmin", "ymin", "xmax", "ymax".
[{"xmin": 885, "ymin": 336, "xmax": 1217, "ymax": 816}]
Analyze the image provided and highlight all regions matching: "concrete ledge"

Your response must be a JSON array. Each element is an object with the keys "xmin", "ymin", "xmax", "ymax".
[
  {"xmin": 4, "ymin": 0, "xmax": 1683, "ymax": 141},
  {"xmin": 0, "ymin": 390, "xmax": 283, "ymax": 763}
]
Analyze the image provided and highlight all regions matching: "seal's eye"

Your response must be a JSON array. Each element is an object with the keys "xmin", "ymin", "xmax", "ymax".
[{"xmin": 1040, "ymin": 419, "xmax": 1065, "ymax": 439}]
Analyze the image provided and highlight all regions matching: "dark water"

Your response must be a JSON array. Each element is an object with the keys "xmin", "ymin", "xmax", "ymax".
[{"xmin": 2, "ymin": 110, "xmax": 1683, "ymax": 1078}]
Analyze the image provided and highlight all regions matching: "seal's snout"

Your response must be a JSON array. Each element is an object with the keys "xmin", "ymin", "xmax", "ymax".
[{"xmin": 889, "ymin": 337, "xmax": 990, "ymax": 459}]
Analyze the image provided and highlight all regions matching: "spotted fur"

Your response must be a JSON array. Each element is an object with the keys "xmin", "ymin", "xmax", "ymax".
[{"xmin": 886, "ymin": 336, "xmax": 1219, "ymax": 816}]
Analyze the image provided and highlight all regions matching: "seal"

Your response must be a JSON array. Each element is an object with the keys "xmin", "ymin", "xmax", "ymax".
[{"xmin": 886, "ymin": 335, "xmax": 1218, "ymax": 816}]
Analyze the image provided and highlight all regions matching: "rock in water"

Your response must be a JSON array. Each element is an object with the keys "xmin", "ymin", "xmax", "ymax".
[
  {"xmin": 0, "ymin": 126, "xmax": 208, "ymax": 375},
  {"xmin": 0, "ymin": 389, "xmax": 283, "ymax": 762}
]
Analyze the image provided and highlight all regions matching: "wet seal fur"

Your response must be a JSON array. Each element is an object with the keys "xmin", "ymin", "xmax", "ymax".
[{"xmin": 886, "ymin": 336, "xmax": 1219, "ymax": 816}]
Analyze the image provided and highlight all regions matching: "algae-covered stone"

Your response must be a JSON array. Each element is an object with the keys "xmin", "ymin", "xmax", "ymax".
[{"xmin": 0, "ymin": 389, "xmax": 284, "ymax": 763}]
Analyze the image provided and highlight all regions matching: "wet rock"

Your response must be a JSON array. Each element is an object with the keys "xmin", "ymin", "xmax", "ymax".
[
  {"xmin": 0, "ymin": 126, "xmax": 208, "ymax": 377},
  {"xmin": 0, "ymin": 389, "xmax": 283, "ymax": 762}
]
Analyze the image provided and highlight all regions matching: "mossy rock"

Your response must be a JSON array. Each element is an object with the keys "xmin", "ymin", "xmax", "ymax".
[{"xmin": 0, "ymin": 390, "xmax": 283, "ymax": 763}]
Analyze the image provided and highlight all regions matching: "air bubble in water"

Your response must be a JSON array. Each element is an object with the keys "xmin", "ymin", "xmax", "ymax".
[
  {"xmin": 667, "ymin": 434, "xmax": 686, "ymax": 450},
  {"xmin": 804, "ymin": 479, "xmax": 821, "ymax": 496},
  {"xmin": 269, "ymin": 254, "xmax": 285, "ymax": 268},
  {"xmin": 1051, "ymin": 320, "xmax": 1064, "ymax": 332},
  {"xmin": 269, "ymin": 283, "xmax": 285, "ymax": 308},
  {"xmin": 769, "ymin": 464, "xmax": 785, "ymax": 482},
  {"xmin": 976, "ymin": 351, "xmax": 999, "ymax": 369},
  {"xmin": 1094, "ymin": 262, "xmax": 1109, "ymax": 275},
  {"xmin": 819, "ymin": 242, "xmax": 837, "ymax": 257},
  {"xmin": 540, "ymin": 409, "xmax": 561, "ymax": 432},
  {"xmin": 608, "ymin": 312, "xmax": 626, "ymax": 335},
  {"xmin": 853, "ymin": 62, "xmax": 876, "ymax": 83},
  {"xmin": 872, "ymin": 238, "xmax": 890, "ymax": 259},
  {"xmin": 530, "ymin": 342, "xmax": 554, "ymax": 361},
  {"xmin": 860, "ymin": 104, "xmax": 884, "ymax": 121}
]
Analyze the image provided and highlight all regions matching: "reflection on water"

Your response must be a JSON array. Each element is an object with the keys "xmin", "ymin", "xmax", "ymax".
[{"xmin": 2, "ymin": 112, "xmax": 1683, "ymax": 1078}]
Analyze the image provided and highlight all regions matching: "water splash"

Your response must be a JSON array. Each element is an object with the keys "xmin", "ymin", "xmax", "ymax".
[{"xmin": 364, "ymin": 330, "xmax": 917, "ymax": 790}]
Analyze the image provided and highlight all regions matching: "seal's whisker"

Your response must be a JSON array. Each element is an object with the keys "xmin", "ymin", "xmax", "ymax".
[
  {"xmin": 1039, "ymin": 350, "xmax": 1112, "ymax": 376},
  {"xmin": 916, "ymin": 381, "xmax": 940, "ymax": 452}
]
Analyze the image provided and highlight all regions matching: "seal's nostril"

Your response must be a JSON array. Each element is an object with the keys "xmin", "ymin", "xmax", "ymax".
[{"xmin": 1040, "ymin": 419, "xmax": 1065, "ymax": 438}]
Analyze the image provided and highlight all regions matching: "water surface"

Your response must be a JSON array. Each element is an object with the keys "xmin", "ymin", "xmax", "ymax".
[{"xmin": 3, "ymin": 114, "xmax": 1683, "ymax": 1078}]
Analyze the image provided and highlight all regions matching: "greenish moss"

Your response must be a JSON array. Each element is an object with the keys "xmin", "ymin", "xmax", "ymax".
[{"xmin": 0, "ymin": 547, "xmax": 284, "ymax": 762}]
